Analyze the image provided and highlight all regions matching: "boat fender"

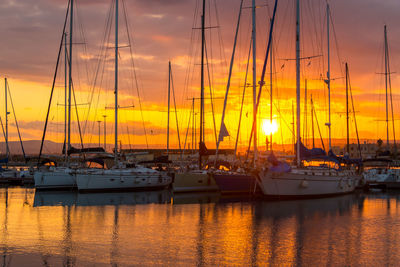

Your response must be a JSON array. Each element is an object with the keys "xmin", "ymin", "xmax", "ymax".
[
  {"xmin": 300, "ymin": 179, "xmax": 308, "ymax": 188},
  {"xmin": 347, "ymin": 179, "xmax": 352, "ymax": 187},
  {"xmin": 120, "ymin": 177, "xmax": 125, "ymax": 183}
]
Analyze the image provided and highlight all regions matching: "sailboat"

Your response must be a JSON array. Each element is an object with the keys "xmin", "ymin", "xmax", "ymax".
[
  {"xmin": 75, "ymin": 0, "xmax": 171, "ymax": 192},
  {"xmin": 0, "ymin": 78, "xmax": 34, "ymax": 184},
  {"xmin": 34, "ymin": 0, "xmax": 78, "ymax": 190},
  {"xmin": 171, "ymin": 0, "xmax": 222, "ymax": 193},
  {"xmin": 257, "ymin": 1, "xmax": 357, "ymax": 198},
  {"xmin": 362, "ymin": 25, "xmax": 400, "ymax": 189},
  {"xmin": 211, "ymin": 0, "xmax": 261, "ymax": 195}
]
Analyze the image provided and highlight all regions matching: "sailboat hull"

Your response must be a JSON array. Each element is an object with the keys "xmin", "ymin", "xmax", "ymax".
[
  {"xmin": 34, "ymin": 168, "xmax": 77, "ymax": 190},
  {"xmin": 258, "ymin": 169, "xmax": 357, "ymax": 199},
  {"xmin": 172, "ymin": 171, "xmax": 219, "ymax": 193},
  {"xmin": 76, "ymin": 168, "xmax": 172, "ymax": 192},
  {"xmin": 213, "ymin": 172, "xmax": 259, "ymax": 195}
]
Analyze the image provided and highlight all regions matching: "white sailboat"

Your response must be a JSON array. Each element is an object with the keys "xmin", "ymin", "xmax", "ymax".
[
  {"xmin": 257, "ymin": 1, "xmax": 357, "ymax": 198},
  {"xmin": 76, "ymin": 0, "xmax": 171, "ymax": 192},
  {"xmin": 362, "ymin": 25, "xmax": 400, "ymax": 188},
  {"xmin": 35, "ymin": 0, "xmax": 77, "ymax": 190}
]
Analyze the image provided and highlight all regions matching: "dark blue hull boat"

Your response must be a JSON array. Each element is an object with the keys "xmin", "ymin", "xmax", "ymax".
[{"xmin": 213, "ymin": 173, "xmax": 261, "ymax": 195}]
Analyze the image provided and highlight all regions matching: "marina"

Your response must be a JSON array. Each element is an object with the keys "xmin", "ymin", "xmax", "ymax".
[{"xmin": 1, "ymin": 0, "xmax": 400, "ymax": 265}]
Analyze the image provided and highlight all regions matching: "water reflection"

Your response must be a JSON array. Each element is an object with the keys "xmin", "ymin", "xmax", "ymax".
[
  {"xmin": 3, "ymin": 188, "xmax": 400, "ymax": 265},
  {"xmin": 33, "ymin": 190, "xmax": 172, "ymax": 207}
]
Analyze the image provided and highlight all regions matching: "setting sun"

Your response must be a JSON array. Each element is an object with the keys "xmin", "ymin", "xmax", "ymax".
[{"xmin": 262, "ymin": 119, "xmax": 278, "ymax": 136}]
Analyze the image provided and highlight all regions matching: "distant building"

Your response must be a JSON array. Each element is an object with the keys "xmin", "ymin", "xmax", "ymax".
[{"xmin": 332, "ymin": 141, "xmax": 395, "ymax": 159}]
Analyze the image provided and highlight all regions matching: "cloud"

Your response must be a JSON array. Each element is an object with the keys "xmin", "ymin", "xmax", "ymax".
[{"xmin": 1, "ymin": 0, "xmax": 400, "ymax": 147}]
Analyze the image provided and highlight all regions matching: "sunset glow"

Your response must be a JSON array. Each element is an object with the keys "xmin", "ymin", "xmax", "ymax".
[{"xmin": 262, "ymin": 119, "xmax": 278, "ymax": 136}]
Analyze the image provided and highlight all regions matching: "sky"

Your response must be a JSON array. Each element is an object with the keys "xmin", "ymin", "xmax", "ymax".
[{"xmin": 0, "ymin": 0, "xmax": 399, "ymax": 153}]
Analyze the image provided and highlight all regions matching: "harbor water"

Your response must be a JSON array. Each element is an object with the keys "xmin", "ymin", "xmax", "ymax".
[{"xmin": 1, "ymin": 187, "xmax": 400, "ymax": 266}]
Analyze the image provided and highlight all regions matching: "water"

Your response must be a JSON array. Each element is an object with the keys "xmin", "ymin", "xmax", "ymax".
[{"xmin": 0, "ymin": 187, "xmax": 399, "ymax": 266}]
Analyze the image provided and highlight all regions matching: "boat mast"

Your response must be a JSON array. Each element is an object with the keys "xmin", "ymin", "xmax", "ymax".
[
  {"xmin": 311, "ymin": 95, "xmax": 315, "ymax": 148},
  {"xmin": 67, "ymin": 0, "xmax": 73, "ymax": 163},
  {"xmin": 304, "ymin": 79, "xmax": 307, "ymax": 146},
  {"xmin": 345, "ymin": 62, "xmax": 349, "ymax": 154},
  {"xmin": 103, "ymin": 115, "xmax": 107, "ymax": 150},
  {"xmin": 292, "ymin": 100, "xmax": 295, "ymax": 154},
  {"xmin": 64, "ymin": 32, "xmax": 68, "ymax": 161},
  {"xmin": 252, "ymin": 0, "xmax": 258, "ymax": 164},
  {"xmin": 295, "ymin": 0, "xmax": 301, "ymax": 167},
  {"xmin": 384, "ymin": 25, "xmax": 389, "ymax": 148},
  {"xmin": 326, "ymin": 3, "xmax": 332, "ymax": 151},
  {"xmin": 269, "ymin": 19, "xmax": 273, "ymax": 151},
  {"xmin": 167, "ymin": 61, "xmax": 171, "ymax": 155},
  {"xmin": 5, "ymin": 78, "xmax": 9, "ymax": 159},
  {"xmin": 199, "ymin": 0, "xmax": 205, "ymax": 169},
  {"xmin": 114, "ymin": 0, "xmax": 119, "ymax": 164},
  {"xmin": 192, "ymin": 98, "xmax": 195, "ymax": 154}
]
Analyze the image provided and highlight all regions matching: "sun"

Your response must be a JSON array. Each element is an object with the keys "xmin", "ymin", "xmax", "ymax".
[{"xmin": 262, "ymin": 119, "xmax": 278, "ymax": 135}]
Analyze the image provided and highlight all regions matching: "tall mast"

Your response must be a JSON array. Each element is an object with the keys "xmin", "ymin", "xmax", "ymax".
[
  {"xmin": 345, "ymin": 63, "xmax": 349, "ymax": 154},
  {"xmin": 64, "ymin": 32, "xmax": 68, "ymax": 161},
  {"xmin": 5, "ymin": 78, "xmax": 8, "ymax": 158},
  {"xmin": 252, "ymin": 0, "xmax": 258, "ymax": 163},
  {"xmin": 67, "ymin": 0, "xmax": 73, "ymax": 163},
  {"xmin": 167, "ymin": 61, "xmax": 171, "ymax": 155},
  {"xmin": 199, "ymin": 0, "xmax": 205, "ymax": 169},
  {"xmin": 114, "ymin": 0, "xmax": 119, "ymax": 164},
  {"xmin": 326, "ymin": 3, "xmax": 332, "ymax": 151},
  {"xmin": 384, "ymin": 25, "xmax": 389, "ymax": 148},
  {"xmin": 269, "ymin": 19, "xmax": 273, "ymax": 151},
  {"xmin": 304, "ymin": 79, "xmax": 307, "ymax": 146},
  {"xmin": 292, "ymin": 100, "xmax": 295, "ymax": 154},
  {"xmin": 295, "ymin": 0, "xmax": 301, "ymax": 166},
  {"xmin": 103, "ymin": 115, "xmax": 107, "ymax": 150},
  {"xmin": 192, "ymin": 98, "xmax": 195, "ymax": 154},
  {"xmin": 311, "ymin": 95, "xmax": 315, "ymax": 148}
]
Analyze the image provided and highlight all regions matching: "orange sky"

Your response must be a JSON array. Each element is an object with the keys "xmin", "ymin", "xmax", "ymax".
[{"xmin": 0, "ymin": 0, "xmax": 400, "ymax": 153}]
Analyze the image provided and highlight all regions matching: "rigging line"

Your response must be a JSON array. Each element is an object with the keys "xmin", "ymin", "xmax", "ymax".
[
  {"xmin": 0, "ymin": 117, "xmax": 9, "ymax": 156},
  {"xmin": 181, "ymin": 0, "xmax": 199, "ymax": 108},
  {"xmin": 122, "ymin": 0, "xmax": 149, "ymax": 149},
  {"xmin": 213, "ymin": 0, "xmax": 228, "ymax": 68},
  {"xmin": 313, "ymin": 102, "xmax": 326, "ymax": 151},
  {"xmin": 207, "ymin": 0, "xmax": 218, "ymax": 146},
  {"xmin": 280, "ymin": 105, "xmax": 284, "ymax": 151},
  {"xmin": 182, "ymin": 104, "xmax": 192, "ymax": 155},
  {"xmin": 347, "ymin": 65, "xmax": 362, "ymax": 159},
  {"xmin": 126, "ymin": 124, "xmax": 132, "ymax": 150},
  {"xmin": 181, "ymin": 7, "xmax": 203, "ymax": 143},
  {"xmin": 245, "ymin": 0, "xmax": 278, "ymax": 162},
  {"xmin": 65, "ymin": 44, "xmax": 85, "ymax": 156},
  {"xmin": 387, "ymin": 37, "xmax": 396, "ymax": 150},
  {"xmin": 38, "ymin": 0, "xmax": 71, "ymax": 162},
  {"xmin": 6, "ymin": 83, "xmax": 26, "ymax": 162},
  {"xmin": 71, "ymin": 80, "xmax": 85, "ymax": 156},
  {"xmin": 89, "ymin": 24, "xmax": 113, "ymax": 145},
  {"xmin": 204, "ymin": 39, "xmax": 218, "ymax": 146},
  {"xmin": 234, "ymin": 35, "xmax": 251, "ymax": 156},
  {"xmin": 328, "ymin": 7, "xmax": 345, "ymax": 78},
  {"xmin": 74, "ymin": 3, "xmax": 92, "ymax": 122},
  {"xmin": 170, "ymin": 64, "xmax": 182, "ymax": 154},
  {"xmin": 214, "ymin": 0, "xmax": 243, "ymax": 157},
  {"xmin": 82, "ymin": 1, "xmax": 114, "ymax": 138}
]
